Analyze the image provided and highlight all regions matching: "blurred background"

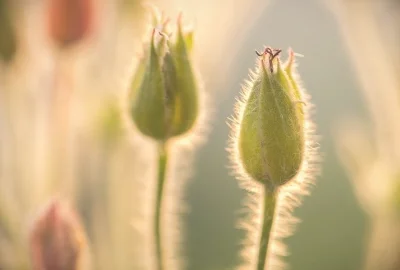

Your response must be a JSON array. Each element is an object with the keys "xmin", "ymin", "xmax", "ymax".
[{"xmin": 0, "ymin": 0, "xmax": 399, "ymax": 269}]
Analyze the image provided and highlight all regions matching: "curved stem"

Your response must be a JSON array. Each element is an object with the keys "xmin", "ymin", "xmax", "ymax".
[
  {"xmin": 257, "ymin": 187, "xmax": 277, "ymax": 270},
  {"xmin": 155, "ymin": 143, "xmax": 168, "ymax": 270}
]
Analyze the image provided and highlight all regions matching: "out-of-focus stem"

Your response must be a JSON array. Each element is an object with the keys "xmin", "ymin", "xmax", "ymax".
[
  {"xmin": 155, "ymin": 142, "xmax": 168, "ymax": 270},
  {"xmin": 257, "ymin": 187, "xmax": 277, "ymax": 270},
  {"xmin": 49, "ymin": 51, "xmax": 74, "ymax": 194}
]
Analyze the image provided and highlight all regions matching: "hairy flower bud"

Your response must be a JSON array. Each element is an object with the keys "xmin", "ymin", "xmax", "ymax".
[
  {"xmin": 130, "ymin": 15, "xmax": 198, "ymax": 141},
  {"xmin": 234, "ymin": 48, "xmax": 306, "ymax": 189},
  {"xmin": 30, "ymin": 200, "xmax": 87, "ymax": 270}
]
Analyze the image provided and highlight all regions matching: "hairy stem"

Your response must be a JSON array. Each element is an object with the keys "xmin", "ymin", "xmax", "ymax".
[
  {"xmin": 257, "ymin": 187, "xmax": 277, "ymax": 270},
  {"xmin": 155, "ymin": 143, "xmax": 168, "ymax": 270}
]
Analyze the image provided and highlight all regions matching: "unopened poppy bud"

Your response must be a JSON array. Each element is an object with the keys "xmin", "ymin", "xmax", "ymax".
[
  {"xmin": 47, "ymin": 0, "xmax": 94, "ymax": 48},
  {"xmin": 30, "ymin": 200, "xmax": 87, "ymax": 270},
  {"xmin": 235, "ymin": 48, "xmax": 306, "ymax": 189},
  {"xmin": 130, "ymin": 15, "xmax": 199, "ymax": 141}
]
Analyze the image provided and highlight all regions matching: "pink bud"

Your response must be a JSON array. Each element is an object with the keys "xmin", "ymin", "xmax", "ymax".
[
  {"xmin": 47, "ymin": 0, "xmax": 94, "ymax": 47},
  {"xmin": 30, "ymin": 200, "xmax": 87, "ymax": 270}
]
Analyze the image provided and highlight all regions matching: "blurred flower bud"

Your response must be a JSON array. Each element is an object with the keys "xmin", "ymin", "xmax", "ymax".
[
  {"xmin": 0, "ymin": 0, "xmax": 17, "ymax": 63},
  {"xmin": 48, "ymin": 0, "xmax": 94, "ymax": 48},
  {"xmin": 236, "ymin": 48, "xmax": 306, "ymax": 188},
  {"xmin": 130, "ymin": 15, "xmax": 199, "ymax": 141},
  {"xmin": 30, "ymin": 200, "xmax": 87, "ymax": 270}
]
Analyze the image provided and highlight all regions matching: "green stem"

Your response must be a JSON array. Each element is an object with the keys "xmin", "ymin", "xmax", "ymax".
[
  {"xmin": 257, "ymin": 187, "xmax": 277, "ymax": 270},
  {"xmin": 155, "ymin": 143, "xmax": 168, "ymax": 270}
]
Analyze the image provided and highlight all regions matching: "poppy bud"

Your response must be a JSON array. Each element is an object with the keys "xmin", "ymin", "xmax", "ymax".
[
  {"xmin": 130, "ymin": 15, "xmax": 199, "ymax": 141},
  {"xmin": 233, "ymin": 48, "xmax": 307, "ymax": 189},
  {"xmin": 48, "ymin": 0, "xmax": 93, "ymax": 48},
  {"xmin": 30, "ymin": 200, "xmax": 87, "ymax": 270}
]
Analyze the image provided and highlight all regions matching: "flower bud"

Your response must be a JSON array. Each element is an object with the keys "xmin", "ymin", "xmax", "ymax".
[
  {"xmin": 235, "ymin": 48, "xmax": 306, "ymax": 188},
  {"xmin": 47, "ymin": 0, "xmax": 94, "ymax": 48},
  {"xmin": 30, "ymin": 200, "xmax": 87, "ymax": 270},
  {"xmin": 130, "ymin": 15, "xmax": 199, "ymax": 141}
]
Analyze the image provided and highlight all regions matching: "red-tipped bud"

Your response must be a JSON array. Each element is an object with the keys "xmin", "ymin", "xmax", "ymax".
[
  {"xmin": 30, "ymin": 199, "xmax": 87, "ymax": 270},
  {"xmin": 47, "ymin": 0, "xmax": 94, "ymax": 48}
]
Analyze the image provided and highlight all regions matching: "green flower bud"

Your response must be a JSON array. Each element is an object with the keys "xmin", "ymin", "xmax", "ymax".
[
  {"xmin": 130, "ymin": 16, "xmax": 198, "ymax": 141},
  {"xmin": 234, "ymin": 48, "xmax": 306, "ymax": 189}
]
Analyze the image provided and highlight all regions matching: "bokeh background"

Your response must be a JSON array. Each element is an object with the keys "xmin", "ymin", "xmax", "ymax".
[{"xmin": 1, "ymin": 0, "xmax": 399, "ymax": 269}]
